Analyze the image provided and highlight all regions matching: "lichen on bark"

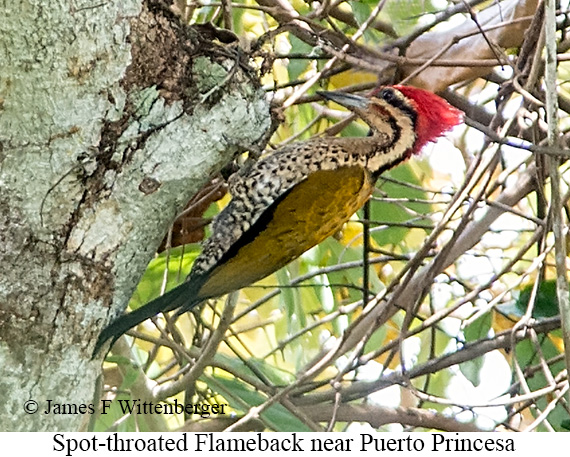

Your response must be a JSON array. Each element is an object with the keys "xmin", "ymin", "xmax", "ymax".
[{"xmin": 0, "ymin": 0, "xmax": 270, "ymax": 431}]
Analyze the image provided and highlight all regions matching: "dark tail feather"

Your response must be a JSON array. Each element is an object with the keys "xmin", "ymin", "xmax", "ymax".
[{"xmin": 92, "ymin": 281, "xmax": 202, "ymax": 358}]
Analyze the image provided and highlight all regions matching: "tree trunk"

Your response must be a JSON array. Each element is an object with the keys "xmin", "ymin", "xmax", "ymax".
[{"xmin": 0, "ymin": 0, "xmax": 270, "ymax": 431}]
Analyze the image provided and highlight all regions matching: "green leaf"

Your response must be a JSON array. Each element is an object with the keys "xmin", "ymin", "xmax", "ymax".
[
  {"xmin": 498, "ymin": 280, "xmax": 561, "ymax": 319},
  {"xmin": 459, "ymin": 358, "xmax": 484, "ymax": 387},
  {"xmin": 463, "ymin": 312, "xmax": 492, "ymax": 342},
  {"xmin": 351, "ymin": 2, "xmax": 377, "ymax": 43},
  {"xmin": 130, "ymin": 245, "xmax": 199, "ymax": 310},
  {"xmin": 384, "ymin": 0, "xmax": 438, "ymax": 36},
  {"xmin": 276, "ymin": 267, "xmax": 301, "ymax": 331},
  {"xmin": 515, "ymin": 335, "xmax": 567, "ymax": 431},
  {"xmin": 206, "ymin": 374, "xmax": 312, "ymax": 432},
  {"xmin": 287, "ymin": 35, "xmax": 314, "ymax": 82},
  {"xmin": 368, "ymin": 164, "xmax": 431, "ymax": 246},
  {"xmin": 459, "ymin": 312, "xmax": 492, "ymax": 386},
  {"xmin": 517, "ymin": 280, "xmax": 561, "ymax": 318},
  {"xmin": 363, "ymin": 325, "xmax": 387, "ymax": 356}
]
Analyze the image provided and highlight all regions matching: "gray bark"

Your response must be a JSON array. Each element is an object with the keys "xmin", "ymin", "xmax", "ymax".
[{"xmin": 0, "ymin": 0, "xmax": 270, "ymax": 431}]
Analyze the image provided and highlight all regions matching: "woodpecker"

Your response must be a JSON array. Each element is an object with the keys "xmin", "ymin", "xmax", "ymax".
[{"xmin": 94, "ymin": 86, "xmax": 462, "ymax": 355}]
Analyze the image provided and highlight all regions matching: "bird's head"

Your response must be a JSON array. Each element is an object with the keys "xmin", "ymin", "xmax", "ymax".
[{"xmin": 319, "ymin": 86, "xmax": 463, "ymax": 156}]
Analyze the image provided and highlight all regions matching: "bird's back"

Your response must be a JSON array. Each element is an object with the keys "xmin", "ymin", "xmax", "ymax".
[{"xmin": 195, "ymin": 164, "xmax": 376, "ymax": 299}]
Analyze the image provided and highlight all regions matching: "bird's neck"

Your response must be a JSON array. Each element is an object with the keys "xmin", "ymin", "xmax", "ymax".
[{"xmin": 324, "ymin": 126, "xmax": 416, "ymax": 177}]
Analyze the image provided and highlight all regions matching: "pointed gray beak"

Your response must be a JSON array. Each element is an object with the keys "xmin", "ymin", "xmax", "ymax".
[{"xmin": 318, "ymin": 91, "xmax": 370, "ymax": 110}]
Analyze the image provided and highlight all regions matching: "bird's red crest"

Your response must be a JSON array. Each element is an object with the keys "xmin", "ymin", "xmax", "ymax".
[{"xmin": 393, "ymin": 85, "xmax": 463, "ymax": 154}]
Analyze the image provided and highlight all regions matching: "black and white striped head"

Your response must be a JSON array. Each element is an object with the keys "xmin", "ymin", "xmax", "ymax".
[{"xmin": 319, "ymin": 86, "xmax": 462, "ymax": 157}]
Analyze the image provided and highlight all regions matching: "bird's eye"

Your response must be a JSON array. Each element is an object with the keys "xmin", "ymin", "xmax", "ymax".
[{"xmin": 379, "ymin": 88, "xmax": 395, "ymax": 102}]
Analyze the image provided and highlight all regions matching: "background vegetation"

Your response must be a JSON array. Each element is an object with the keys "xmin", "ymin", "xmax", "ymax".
[{"xmin": 98, "ymin": 0, "xmax": 570, "ymax": 432}]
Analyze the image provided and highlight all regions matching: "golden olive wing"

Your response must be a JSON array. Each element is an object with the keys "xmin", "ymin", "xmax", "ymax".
[{"xmin": 197, "ymin": 166, "xmax": 375, "ymax": 299}]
